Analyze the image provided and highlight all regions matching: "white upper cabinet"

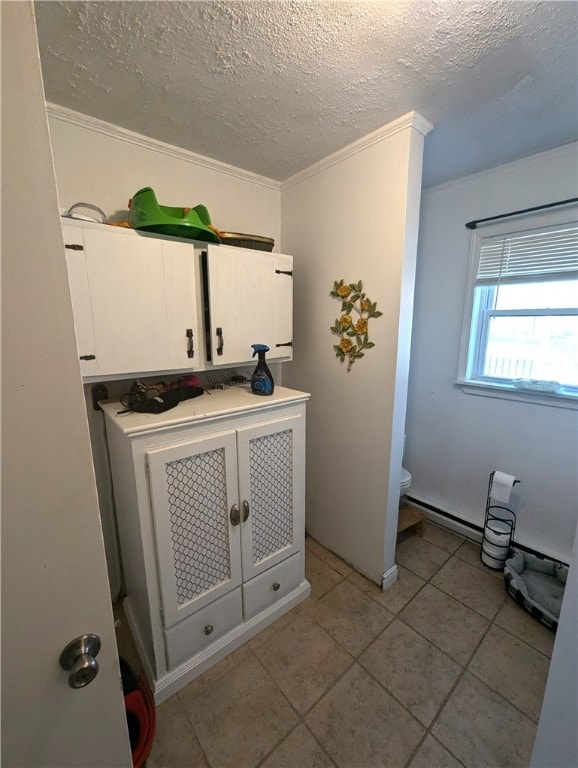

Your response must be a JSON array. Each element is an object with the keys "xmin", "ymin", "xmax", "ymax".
[
  {"xmin": 161, "ymin": 238, "xmax": 202, "ymax": 370},
  {"xmin": 83, "ymin": 227, "xmax": 170, "ymax": 376},
  {"xmin": 202, "ymin": 244, "xmax": 293, "ymax": 366},
  {"xmin": 63, "ymin": 222, "xmax": 293, "ymax": 379},
  {"xmin": 63, "ymin": 223, "xmax": 201, "ymax": 380}
]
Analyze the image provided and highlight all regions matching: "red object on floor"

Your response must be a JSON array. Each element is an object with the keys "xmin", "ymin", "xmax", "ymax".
[{"xmin": 120, "ymin": 657, "xmax": 156, "ymax": 767}]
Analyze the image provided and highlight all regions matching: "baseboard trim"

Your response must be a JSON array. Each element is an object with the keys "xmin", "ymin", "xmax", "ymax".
[
  {"xmin": 406, "ymin": 496, "xmax": 569, "ymax": 566},
  {"xmin": 381, "ymin": 564, "xmax": 398, "ymax": 591}
]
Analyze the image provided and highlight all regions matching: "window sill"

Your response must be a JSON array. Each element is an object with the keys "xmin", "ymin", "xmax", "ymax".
[{"xmin": 455, "ymin": 380, "xmax": 578, "ymax": 410}]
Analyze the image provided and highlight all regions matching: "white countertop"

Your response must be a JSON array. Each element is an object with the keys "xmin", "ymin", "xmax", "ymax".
[{"xmin": 100, "ymin": 384, "xmax": 310, "ymax": 436}]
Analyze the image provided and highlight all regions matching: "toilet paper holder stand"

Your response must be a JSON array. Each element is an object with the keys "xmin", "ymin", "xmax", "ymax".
[{"xmin": 481, "ymin": 471, "xmax": 520, "ymax": 568}]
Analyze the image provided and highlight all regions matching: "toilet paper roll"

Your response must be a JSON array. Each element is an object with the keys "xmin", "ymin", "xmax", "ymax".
[
  {"xmin": 484, "ymin": 519, "xmax": 512, "ymax": 545},
  {"xmin": 490, "ymin": 471, "xmax": 517, "ymax": 503}
]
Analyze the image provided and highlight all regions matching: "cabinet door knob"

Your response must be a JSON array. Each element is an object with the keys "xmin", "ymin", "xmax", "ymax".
[
  {"xmin": 242, "ymin": 500, "xmax": 250, "ymax": 522},
  {"xmin": 204, "ymin": 624, "xmax": 214, "ymax": 635},
  {"xmin": 272, "ymin": 582, "xmax": 281, "ymax": 592},
  {"xmin": 230, "ymin": 503, "xmax": 240, "ymax": 526},
  {"xmin": 216, "ymin": 327, "xmax": 224, "ymax": 356}
]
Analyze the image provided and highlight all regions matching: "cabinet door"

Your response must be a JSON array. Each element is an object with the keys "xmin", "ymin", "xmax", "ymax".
[
  {"xmin": 161, "ymin": 239, "xmax": 201, "ymax": 370},
  {"xmin": 271, "ymin": 254, "xmax": 293, "ymax": 361},
  {"xmin": 83, "ymin": 228, "xmax": 170, "ymax": 376},
  {"xmin": 204, "ymin": 244, "xmax": 277, "ymax": 365},
  {"xmin": 62, "ymin": 225, "xmax": 98, "ymax": 377},
  {"xmin": 146, "ymin": 432, "xmax": 242, "ymax": 627},
  {"xmin": 237, "ymin": 415, "xmax": 305, "ymax": 581}
]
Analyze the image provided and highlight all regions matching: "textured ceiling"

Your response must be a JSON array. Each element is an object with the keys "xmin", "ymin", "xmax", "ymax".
[{"xmin": 35, "ymin": 1, "xmax": 578, "ymax": 187}]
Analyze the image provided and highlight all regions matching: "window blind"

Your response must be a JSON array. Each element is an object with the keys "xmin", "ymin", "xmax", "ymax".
[{"xmin": 476, "ymin": 223, "xmax": 578, "ymax": 285}]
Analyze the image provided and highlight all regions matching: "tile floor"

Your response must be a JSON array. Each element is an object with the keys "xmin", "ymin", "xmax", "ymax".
[{"xmin": 116, "ymin": 520, "xmax": 555, "ymax": 768}]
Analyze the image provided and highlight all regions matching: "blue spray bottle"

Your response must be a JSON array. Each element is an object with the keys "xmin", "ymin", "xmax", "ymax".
[{"xmin": 250, "ymin": 344, "xmax": 274, "ymax": 396}]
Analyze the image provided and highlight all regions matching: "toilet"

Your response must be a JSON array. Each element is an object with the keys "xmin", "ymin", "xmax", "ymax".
[{"xmin": 400, "ymin": 467, "xmax": 412, "ymax": 499}]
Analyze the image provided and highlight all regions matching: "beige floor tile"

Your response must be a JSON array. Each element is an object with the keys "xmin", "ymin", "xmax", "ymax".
[
  {"xmin": 261, "ymin": 723, "xmax": 335, "ymax": 768},
  {"xmin": 306, "ymin": 536, "xmax": 354, "ymax": 576},
  {"xmin": 432, "ymin": 673, "xmax": 537, "ymax": 768},
  {"xmin": 178, "ymin": 653, "xmax": 298, "ymax": 768},
  {"xmin": 396, "ymin": 536, "xmax": 451, "ymax": 580},
  {"xmin": 147, "ymin": 695, "xmax": 209, "ymax": 768},
  {"xmin": 408, "ymin": 735, "xmax": 464, "ymax": 768},
  {"xmin": 350, "ymin": 565, "xmax": 426, "ymax": 614},
  {"xmin": 306, "ymin": 663, "xmax": 424, "ymax": 768},
  {"xmin": 431, "ymin": 556, "xmax": 506, "ymax": 619},
  {"xmin": 494, "ymin": 597, "xmax": 555, "ymax": 658},
  {"xmin": 360, "ymin": 619, "xmax": 461, "ymax": 726},
  {"xmin": 248, "ymin": 602, "xmax": 306, "ymax": 650},
  {"xmin": 423, "ymin": 521, "xmax": 465, "ymax": 553},
  {"xmin": 454, "ymin": 540, "xmax": 504, "ymax": 579},
  {"xmin": 347, "ymin": 569, "xmax": 383, "ymax": 594},
  {"xmin": 253, "ymin": 613, "xmax": 353, "ymax": 715},
  {"xmin": 400, "ymin": 584, "xmax": 489, "ymax": 665},
  {"xmin": 469, "ymin": 624, "xmax": 550, "ymax": 722},
  {"xmin": 307, "ymin": 579, "xmax": 394, "ymax": 656},
  {"xmin": 177, "ymin": 643, "xmax": 254, "ymax": 699},
  {"xmin": 305, "ymin": 550, "xmax": 345, "ymax": 601}
]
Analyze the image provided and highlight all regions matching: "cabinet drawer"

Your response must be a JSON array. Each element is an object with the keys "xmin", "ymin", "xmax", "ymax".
[
  {"xmin": 164, "ymin": 588, "xmax": 243, "ymax": 669},
  {"xmin": 243, "ymin": 552, "xmax": 302, "ymax": 619}
]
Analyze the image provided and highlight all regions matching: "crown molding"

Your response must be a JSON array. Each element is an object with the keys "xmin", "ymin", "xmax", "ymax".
[
  {"xmin": 424, "ymin": 141, "xmax": 578, "ymax": 194},
  {"xmin": 280, "ymin": 111, "xmax": 433, "ymax": 191},
  {"xmin": 46, "ymin": 103, "xmax": 281, "ymax": 191}
]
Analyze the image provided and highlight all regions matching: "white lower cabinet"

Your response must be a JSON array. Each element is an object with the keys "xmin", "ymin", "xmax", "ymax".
[{"xmin": 102, "ymin": 386, "xmax": 310, "ymax": 703}]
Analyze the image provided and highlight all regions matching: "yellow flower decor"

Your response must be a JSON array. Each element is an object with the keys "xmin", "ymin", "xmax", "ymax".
[{"xmin": 330, "ymin": 279, "xmax": 383, "ymax": 371}]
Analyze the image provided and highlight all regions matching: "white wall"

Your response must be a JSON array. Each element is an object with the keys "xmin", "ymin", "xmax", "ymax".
[
  {"xmin": 47, "ymin": 106, "xmax": 281, "ymax": 248},
  {"xmin": 281, "ymin": 116, "xmax": 429, "ymax": 584},
  {"xmin": 406, "ymin": 143, "xmax": 578, "ymax": 563}
]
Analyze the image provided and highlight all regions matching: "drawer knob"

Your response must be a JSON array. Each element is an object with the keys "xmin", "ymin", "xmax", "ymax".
[
  {"xmin": 204, "ymin": 624, "xmax": 214, "ymax": 635},
  {"xmin": 272, "ymin": 582, "xmax": 281, "ymax": 592}
]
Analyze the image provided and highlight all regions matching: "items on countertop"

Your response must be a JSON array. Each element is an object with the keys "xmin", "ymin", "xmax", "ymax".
[
  {"xmin": 119, "ymin": 375, "xmax": 204, "ymax": 414},
  {"xmin": 250, "ymin": 344, "xmax": 274, "ymax": 396}
]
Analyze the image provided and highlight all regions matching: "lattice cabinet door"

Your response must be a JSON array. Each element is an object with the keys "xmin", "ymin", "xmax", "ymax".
[
  {"xmin": 146, "ymin": 431, "xmax": 242, "ymax": 628},
  {"xmin": 236, "ymin": 415, "xmax": 305, "ymax": 581}
]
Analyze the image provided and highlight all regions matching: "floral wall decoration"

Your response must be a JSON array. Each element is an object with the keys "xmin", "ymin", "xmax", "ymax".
[{"xmin": 330, "ymin": 279, "xmax": 383, "ymax": 371}]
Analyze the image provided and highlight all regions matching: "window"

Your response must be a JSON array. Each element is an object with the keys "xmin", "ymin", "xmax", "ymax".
[{"xmin": 459, "ymin": 208, "xmax": 578, "ymax": 403}]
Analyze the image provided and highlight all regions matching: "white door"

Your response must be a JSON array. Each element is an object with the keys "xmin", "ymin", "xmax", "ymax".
[
  {"xmin": 237, "ymin": 416, "xmax": 305, "ymax": 580},
  {"xmin": 204, "ymin": 244, "xmax": 277, "ymax": 365},
  {"xmin": 146, "ymin": 431, "xmax": 243, "ymax": 625},
  {"xmin": 161, "ymin": 238, "xmax": 202, "ymax": 370},
  {"xmin": 83, "ymin": 228, "xmax": 170, "ymax": 375},
  {"xmin": 2, "ymin": 4, "xmax": 132, "ymax": 765}
]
